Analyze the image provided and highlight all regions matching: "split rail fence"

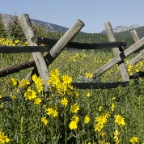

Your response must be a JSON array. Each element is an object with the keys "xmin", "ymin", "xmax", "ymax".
[{"xmin": 0, "ymin": 14, "xmax": 144, "ymax": 95}]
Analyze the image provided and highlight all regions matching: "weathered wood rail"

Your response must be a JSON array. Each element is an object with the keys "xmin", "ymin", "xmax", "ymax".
[
  {"xmin": 0, "ymin": 41, "xmax": 126, "ymax": 77},
  {"xmin": 0, "ymin": 14, "xmax": 144, "ymax": 93}
]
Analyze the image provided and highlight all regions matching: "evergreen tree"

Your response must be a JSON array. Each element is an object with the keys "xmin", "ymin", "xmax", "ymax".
[
  {"xmin": 7, "ymin": 15, "xmax": 26, "ymax": 42},
  {"xmin": 0, "ymin": 14, "xmax": 7, "ymax": 38},
  {"xmin": 32, "ymin": 23, "xmax": 48, "ymax": 38}
]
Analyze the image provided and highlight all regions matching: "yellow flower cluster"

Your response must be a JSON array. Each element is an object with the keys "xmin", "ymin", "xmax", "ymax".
[
  {"xmin": 11, "ymin": 78, "xmax": 30, "ymax": 87},
  {"xmin": 41, "ymin": 117, "xmax": 48, "ymax": 125},
  {"xmin": 84, "ymin": 115, "xmax": 90, "ymax": 124},
  {"xmin": 24, "ymin": 86, "xmax": 42, "ymax": 104},
  {"xmin": 0, "ymin": 132, "xmax": 10, "ymax": 144},
  {"xmin": 0, "ymin": 38, "xmax": 28, "ymax": 46},
  {"xmin": 127, "ymin": 61, "xmax": 143, "ymax": 76},
  {"xmin": 47, "ymin": 69, "xmax": 73, "ymax": 95},
  {"xmin": 129, "ymin": 136, "xmax": 139, "ymax": 144},
  {"xmin": 70, "ymin": 103, "xmax": 80, "ymax": 113},
  {"xmin": 85, "ymin": 72, "xmax": 93, "ymax": 79},
  {"xmin": 46, "ymin": 107, "xmax": 58, "ymax": 118},
  {"xmin": 32, "ymin": 74, "xmax": 43, "ymax": 93},
  {"xmin": 60, "ymin": 97, "xmax": 68, "ymax": 106},
  {"xmin": 69, "ymin": 115, "xmax": 79, "ymax": 130},
  {"xmin": 94, "ymin": 112, "xmax": 110, "ymax": 132},
  {"xmin": 114, "ymin": 114, "xmax": 126, "ymax": 126},
  {"xmin": 114, "ymin": 130, "xmax": 120, "ymax": 144},
  {"xmin": 11, "ymin": 76, "xmax": 42, "ymax": 105},
  {"xmin": 24, "ymin": 87, "xmax": 37, "ymax": 100}
]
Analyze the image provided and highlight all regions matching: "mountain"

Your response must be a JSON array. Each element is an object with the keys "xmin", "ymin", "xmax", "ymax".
[
  {"xmin": 101, "ymin": 24, "xmax": 142, "ymax": 34},
  {"xmin": 1, "ymin": 14, "xmax": 69, "ymax": 33},
  {"xmin": 115, "ymin": 26, "xmax": 144, "ymax": 39},
  {"xmin": 2, "ymin": 13, "xmax": 144, "ymax": 43}
]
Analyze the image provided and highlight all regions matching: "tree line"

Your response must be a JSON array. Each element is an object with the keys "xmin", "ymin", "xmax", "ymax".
[
  {"xmin": 0, "ymin": 14, "xmax": 63, "ymax": 43},
  {"xmin": 0, "ymin": 14, "xmax": 133, "ymax": 48}
]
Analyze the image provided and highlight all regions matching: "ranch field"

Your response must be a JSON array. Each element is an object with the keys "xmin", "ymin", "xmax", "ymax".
[{"xmin": 0, "ymin": 37, "xmax": 144, "ymax": 144}]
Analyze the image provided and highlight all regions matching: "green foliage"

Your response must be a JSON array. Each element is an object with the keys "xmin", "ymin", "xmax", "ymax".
[
  {"xmin": 32, "ymin": 23, "xmax": 63, "ymax": 40},
  {"xmin": 7, "ymin": 16, "xmax": 26, "ymax": 42},
  {"xmin": 0, "ymin": 14, "xmax": 7, "ymax": 38},
  {"xmin": 0, "ymin": 24, "xmax": 144, "ymax": 143},
  {"xmin": 32, "ymin": 23, "xmax": 49, "ymax": 38}
]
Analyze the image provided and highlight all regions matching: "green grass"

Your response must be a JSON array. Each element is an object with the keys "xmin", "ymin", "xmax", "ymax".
[{"xmin": 0, "ymin": 45, "xmax": 144, "ymax": 143}]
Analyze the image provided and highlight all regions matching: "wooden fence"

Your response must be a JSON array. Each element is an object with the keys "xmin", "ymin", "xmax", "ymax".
[{"xmin": 0, "ymin": 14, "xmax": 144, "ymax": 93}]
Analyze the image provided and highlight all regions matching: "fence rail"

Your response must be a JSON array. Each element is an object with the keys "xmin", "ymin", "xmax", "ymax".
[
  {"xmin": 0, "ymin": 14, "xmax": 144, "ymax": 94},
  {"xmin": 0, "ymin": 40, "xmax": 126, "ymax": 53},
  {"xmin": 32, "ymin": 36, "xmax": 127, "ymax": 49}
]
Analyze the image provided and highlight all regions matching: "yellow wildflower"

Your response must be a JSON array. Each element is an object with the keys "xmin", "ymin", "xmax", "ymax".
[
  {"xmin": 46, "ymin": 108, "xmax": 54, "ymax": 115},
  {"xmin": 94, "ymin": 113, "xmax": 109, "ymax": 132},
  {"xmin": 46, "ymin": 108, "xmax": 58, "ymax": 118},
  {"xmin": 114, "ymin": 114, "xmax": 126, "ymax": 126},
  {"xmin": 11, "ymin": 78, "xmax": 18, "ymax": 86},
  {"xmin": 112, "ymin": 97, "xmax": 116, "ymax": 100},
  {"xmin": 52, "ymin": 109, "xmax": 58, "ymax": 117},
  {"xmin": 85, "ymin": 73, "xmax": 93, "ymax": 79},
  {"xmin": 48, "ymin": 75, "xmax": 60, "ymax": 86},
  {"xmin": 11, "ymin": 95, "xmax": 16, "ymax": 100},
  {"xmin": 129, "ymin": 136, "xmax": 139, "ymax": 144},
  {"xmin": 62, "ymin": 75, "xmax": 72, "ymax": 84},
  {"xmin": 24, "ymin": 87, "xmax": 37, "ymax": 100},
  {"xmin": 86, "ymin": 92, "xmax": 91, "ymax": 97},
  {"xmin": 50, "ymin": 69, "xmax": 59, "ymax": 77},
  {"xmin": 70, "ymin": 103, "xmax": 80, "ymax": 113},
  {"xmin": 60, "ymin": 97, "xmax": 68, "ymax": 106},
  {"xmin": 95, "ymin": 113, "xmax": 110, "ymax": 124},
  {"xmin": 111, "ymin": 103, "xmax": 115, "ymax": 111},
  {"xmin": 139, "ymin": 61, "xmax": 143, "ymax": 66},
  {"xmin": 71, "ymin": 115, "xmax": 79, "ymax": 123},
  {"xmin": 34, "ymin": 97, "xmax": 42, "ymax": 105},
  {"xmin": 135, "ymin": 68, "xmax": 139, "ymax": 72},
  {"xmin": 98, "ymin": 106, "xmax": 103, "ymax": 112},
  {"xmin": 94, "ymin": 122, "xmax": 104, "ymax": 132},
  {"xmin": 19, "ymin": 79, "xmax": 30, "ymax": 87},
  {"xmin": 32, "ymin": 74, "xmax": 43, "ymax": 93},
  {"xmin": 84, "ymin": 115, "xmax": 90, "ymax": 124},
  {"xmin": 0, "ymin": 132, "xmax": 10, "ymax": 144},
  {"xmin": 14, "ymin": 39, "xmax": 19, "ymax": 44},
  {"xmin": 114, "ymin": 130, "xmax": 120, "ymax": 144},
  {"xmin": 41, "ymin": 117, "xmax": 48, "ymax": 125},
  {"xmin": 69, "ymin": 121, "xmax": 78, "ymax": 130}
]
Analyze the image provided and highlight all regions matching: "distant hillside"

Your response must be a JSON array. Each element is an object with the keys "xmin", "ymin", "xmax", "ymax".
[
  {"xmin": 2, "ymin": 13, "xmax": 144, "ymax": 49},
  {"xmin": 101, "ymin": 24, "xmax": 142, "ymax": 34},
  {"xmin": 1, "ymin": 14, "xmax": 69, "ymax": 33},
  {"xmin": 115, "ymin": 26, "xmax": 144, "ymax": 39}
]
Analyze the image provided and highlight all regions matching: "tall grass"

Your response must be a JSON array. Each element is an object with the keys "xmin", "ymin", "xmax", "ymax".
[{"xmin": 0, "ymin": 38, "xmax": 144, "ymax": 143}]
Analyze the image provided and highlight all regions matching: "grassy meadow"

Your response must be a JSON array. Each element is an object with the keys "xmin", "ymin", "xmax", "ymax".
[{"xmin": 0, "ymin": 37, "xmax": 144, "ymax": 144}]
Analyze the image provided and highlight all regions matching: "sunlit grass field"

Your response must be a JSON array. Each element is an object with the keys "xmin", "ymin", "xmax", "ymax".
[{"xmin": 0, "ymin": 38, "xmax": 144, "ymax": 144}]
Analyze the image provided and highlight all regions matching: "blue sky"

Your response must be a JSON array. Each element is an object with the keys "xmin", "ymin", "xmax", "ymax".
[{"xmin": 0, "ymin": 0, "xmax": 144, "ymax": 33}]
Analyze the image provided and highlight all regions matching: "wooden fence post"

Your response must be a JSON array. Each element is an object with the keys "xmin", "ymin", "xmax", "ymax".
[
  {"xmin": 0, "ymin": 41, "xmax": 126, "ymax": 77},
  {"xmin": 104, "ymin": 22, "xmax": 130, "ymax": 81},
  {"xmin": 128, "ymin": 30, "xmax": 144, "ymax": 65},
  {"xmin": 18, "ymin": 17, "xmax": 84, "ymax": 91},
  {"xmin": 93, "ymin": 37, "xmax": 144, "ymax": 77},
  {"xmin": 19, "ymin": 14, "xmax": 49, "ymax": 91}
]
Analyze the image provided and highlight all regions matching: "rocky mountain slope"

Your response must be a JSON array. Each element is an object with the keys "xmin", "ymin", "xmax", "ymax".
[
  {"xmin": 101, "ymin": 24, "xmax": 142, "ymax": 34},
  {"xmin": 1, "ymin": 14, "xmax": 69, "ymax": 33},
  {"xmin": 2, "ymin": 14, "xmax": 144, "ymax": 37}
]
